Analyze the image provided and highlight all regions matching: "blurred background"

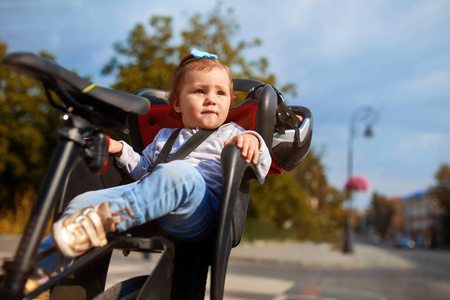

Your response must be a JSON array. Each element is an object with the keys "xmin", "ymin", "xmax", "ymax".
[{"xmin": 1, "ymin": 1, "xmax": 450, "ymax": 299}]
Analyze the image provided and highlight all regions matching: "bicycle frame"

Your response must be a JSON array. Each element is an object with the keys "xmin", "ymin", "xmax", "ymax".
[
  {"xmin": 0, "ymin": 52, "xmax": 152, "ymax": 300},
  {"xmin": 1, "ymin": 112, "xmax": 98, "ymax": 298},
  {"xmin": 1, "ymin": 102, "xmax": 173, "ymax": 300}
]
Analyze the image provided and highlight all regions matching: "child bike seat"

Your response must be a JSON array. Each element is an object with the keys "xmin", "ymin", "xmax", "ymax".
[{"xmin": 126, "ymin": 80, "xmax": 278, "ymax": 300}]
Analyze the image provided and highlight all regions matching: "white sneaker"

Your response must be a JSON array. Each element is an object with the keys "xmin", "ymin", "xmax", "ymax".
[{"xmin": 52, "ymin": 202, "xmax": 114, "ymax": 257}]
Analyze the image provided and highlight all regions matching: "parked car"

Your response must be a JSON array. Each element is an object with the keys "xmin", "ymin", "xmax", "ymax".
[
  {"xmin": 395, "ymin": 236, "xmax": 415, "ymax": 249},
  {"xmin": 371, "ymin": 235, "xmax": 381, "ymax": 245}
]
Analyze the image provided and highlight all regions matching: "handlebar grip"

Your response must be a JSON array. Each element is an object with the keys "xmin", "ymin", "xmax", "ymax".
[{"xmin": 85, "ymin": 131, "xmax": 110, "ymax": 174}]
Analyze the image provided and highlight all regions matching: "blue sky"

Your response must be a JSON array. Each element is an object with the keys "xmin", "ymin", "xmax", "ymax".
[{"xmin": 1, "ymin": 0, "xmax": 449, "ymax": 210}]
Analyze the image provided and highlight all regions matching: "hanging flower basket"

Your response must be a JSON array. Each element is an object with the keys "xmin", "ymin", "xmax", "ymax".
[{"xmin": 345, "ymin": 175, "xmax": 369, "ymax": 191}]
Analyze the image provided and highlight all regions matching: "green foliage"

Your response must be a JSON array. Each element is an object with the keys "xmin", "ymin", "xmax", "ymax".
[
  {"xmin": 430, "ymin": 163, "xmax": 450, "ymax": 244},
  {"xmin": 102, "ymin": 4, "xmax": 296, "ymax": 96},
  {"xmin": 102, "ymin": 16, "xmax": 177, "ymax": 93},
  {"xmin": 294, "ymin": 148, "xmax": 329, "ymax": 209},
  {"xmin": 432, "ymin": 163, "xmax": 450, "ymax": 211},
  {"xmin": 0, "ymin": 40, "xmax": 60, "ymax": 208},
  {"xmin": 249, "ymin": 149, "xmax": 345, "ymax": 243},
  {"xmin": 368, "ymin": 192, "xmax": 394, "ymax": 239},
  {"xmin": 0, "ymin": 187, "xmax": 52, "ymax": 234},
  {"xmin": 249, "ymin": 171, "xmax": 310, "ymax": 225},
  {"xmin": 242, "ymin": 218, "xmax": 295, "ymax": 243}
]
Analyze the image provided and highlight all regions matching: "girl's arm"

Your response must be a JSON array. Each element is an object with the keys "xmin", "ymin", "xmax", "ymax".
[{"xmin": 109, "ymin": 138, "xmax": 154, "ymax": 180}]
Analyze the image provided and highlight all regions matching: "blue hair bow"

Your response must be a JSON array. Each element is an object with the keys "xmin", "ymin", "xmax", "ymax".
[{"xmin": 191, "ymin": 48, "xmax": 218, "ymax": 59}]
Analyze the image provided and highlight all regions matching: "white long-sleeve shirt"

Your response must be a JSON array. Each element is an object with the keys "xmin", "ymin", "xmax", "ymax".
[{"xmin": 115, "ymin": 122, "xmax": 271, "ymax": 201}]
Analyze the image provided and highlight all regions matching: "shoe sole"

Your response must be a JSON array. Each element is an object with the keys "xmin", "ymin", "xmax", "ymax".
[{"xmin": 52, "ymin": 220, "xmax": 79, "ymax": 258}]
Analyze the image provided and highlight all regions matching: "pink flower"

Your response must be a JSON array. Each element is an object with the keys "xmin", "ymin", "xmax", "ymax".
[{"xmin": 345, "ymin": 175, "xmax": 369, "ymax": 191}]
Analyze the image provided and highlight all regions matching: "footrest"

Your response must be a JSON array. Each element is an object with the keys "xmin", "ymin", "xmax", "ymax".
[{"xmin": 108, "ymin": 234, "xmax": 170, "ymax": 253}]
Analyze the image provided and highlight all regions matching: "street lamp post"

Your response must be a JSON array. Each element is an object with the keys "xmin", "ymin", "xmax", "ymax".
[{"xmin": 343, "ymin": 106, "xmax": 379, "ymax": 253}]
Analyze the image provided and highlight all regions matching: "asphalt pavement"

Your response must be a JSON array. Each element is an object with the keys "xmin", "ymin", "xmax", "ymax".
[
  {"xmin": 0, "ymin": 235, "xmax": 403, "ymax": 300},
  {"xmin": 222, "ymin": 241, "xmax": 413, "ymax": 300}
]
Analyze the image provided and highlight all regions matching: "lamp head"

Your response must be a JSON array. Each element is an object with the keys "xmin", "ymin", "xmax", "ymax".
[{"xmin": 364, "ymin": 126, "xmax": 373, "ymax": 138}]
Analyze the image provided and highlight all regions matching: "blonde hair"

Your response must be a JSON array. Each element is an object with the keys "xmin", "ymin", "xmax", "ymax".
[{"xmin": 168, "ymin": 54, "xmax": 236, "ymax": 108}]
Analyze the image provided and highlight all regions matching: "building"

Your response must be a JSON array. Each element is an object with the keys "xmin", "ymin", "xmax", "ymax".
[{"xmin": 402, "ymin": 190, "xmax": 443, "ymax": 247}]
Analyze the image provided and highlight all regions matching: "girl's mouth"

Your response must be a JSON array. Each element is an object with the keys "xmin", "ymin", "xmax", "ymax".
[{"xmin": 202, "ymin": 110, "xmax": 217, "ymax": 114}]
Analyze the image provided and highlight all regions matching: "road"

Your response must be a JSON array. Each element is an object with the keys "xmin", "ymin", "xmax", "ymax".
[
  {"xmin": 2, "ymin": 236, "xmax": 450, "ymax": 299},
  {"xmin": 225, "ymin": 241, "xmax": 450, "ymax": 300}
]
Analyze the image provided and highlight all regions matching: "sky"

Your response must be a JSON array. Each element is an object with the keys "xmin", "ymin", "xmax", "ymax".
[{"xmin": 1, "ymin": 0, "xmax": 449, "ymax": 210}]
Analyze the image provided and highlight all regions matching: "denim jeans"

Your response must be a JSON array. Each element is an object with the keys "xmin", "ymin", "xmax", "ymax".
[{"xmin": 39, "ymin": 160, "xmax": 218, "ymax": 273}]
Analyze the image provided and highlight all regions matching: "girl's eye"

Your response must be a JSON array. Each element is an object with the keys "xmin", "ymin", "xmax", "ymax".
[
  {"xmin": 195, "ymin": 89, "xmax": 204, "ymax": 94},
  {"xmin": 217, "ymin": 91, "xmax": 225, "ymax": 95}
]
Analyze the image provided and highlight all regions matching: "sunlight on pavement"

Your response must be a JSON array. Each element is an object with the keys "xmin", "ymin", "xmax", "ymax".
[{"xmin": 205, "ymin": 274, "xmax": 294, "ymax": 300}]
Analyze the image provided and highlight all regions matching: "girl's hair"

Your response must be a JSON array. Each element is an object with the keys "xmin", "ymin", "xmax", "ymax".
[{"xmin": 168, "ymin": 54, "xmax": 236, "ymax": 108}]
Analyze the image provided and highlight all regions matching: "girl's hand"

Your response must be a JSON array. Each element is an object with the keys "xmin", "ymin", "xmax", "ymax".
[
  {"xmin": 224, "ymin": 133, "xmax": 261, "ymax": 164},
  {"xmin": 108, "ymin": 139, "xmax": 124, "ymax": 157}
]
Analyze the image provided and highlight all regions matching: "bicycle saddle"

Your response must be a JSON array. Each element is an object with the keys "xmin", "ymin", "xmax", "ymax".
[{"xmin": 2, "ymin": 52, "xmax": 149, "ymax": 116}]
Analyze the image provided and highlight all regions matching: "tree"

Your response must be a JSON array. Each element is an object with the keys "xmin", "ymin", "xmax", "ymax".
[
  {"xmin": 293, "ymin": 149, "xmax": 329, "ymax": 210},
  {"xmin": 249, "ymin": 171, "xmax": 314, "ymax": 239},
  {"xmin": 432, "ymin": 164, "xmax": 450, "ymax": 211},
  {"xmin": 249, "ymin": 149, "xmax": 345, "ymax": 242},
  {"xmin": 291, "ymin": 149, "xmax": 345, "ymax": 242},
  {"xmin": 368, "ymin": 192, "xmax": 394, "ymax": 239},
  {"xmin": 101, "ymin": 4, "xmax": 343, "ymax": 242},
  {"xmin": 102, "ymin": 4, "xmax": 296, "ymax": 96},
  {"xmin": 0, "ymin": 40, "xmax": 61, "ymax": 209},
  {"xmin": 430, "ymin": 163, "xmax": 450, "ymax": 244}
]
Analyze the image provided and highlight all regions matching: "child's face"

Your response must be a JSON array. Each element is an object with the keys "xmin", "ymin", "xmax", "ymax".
[{"xmin": 174, "ymin": 67, "xmax": 232, "ymax": 130}]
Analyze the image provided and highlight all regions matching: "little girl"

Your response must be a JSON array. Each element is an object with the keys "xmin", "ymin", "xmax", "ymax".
[{"xmin": 39, "ymin": 49, "xmax": 271, "ymax": 269}]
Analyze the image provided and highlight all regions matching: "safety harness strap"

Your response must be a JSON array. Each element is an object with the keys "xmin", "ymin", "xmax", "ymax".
[{"xmin": 147, "ymin": 128, "xmax": 217, "ymax": 172}]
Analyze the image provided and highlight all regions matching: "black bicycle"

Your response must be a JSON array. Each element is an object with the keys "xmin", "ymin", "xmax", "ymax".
[{"xmin": 0, "ymin": 52, "xmax": 312, "ymax": 300}]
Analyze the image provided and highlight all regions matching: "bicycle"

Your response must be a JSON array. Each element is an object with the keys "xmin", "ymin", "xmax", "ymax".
[{"xmin": 0, "ymin": 52, "xmax": 312, "ymax": 300}]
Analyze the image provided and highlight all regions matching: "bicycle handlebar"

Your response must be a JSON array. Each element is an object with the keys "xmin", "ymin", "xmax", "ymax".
[{"xmin": 2, "ymin": 52, "xmax": 150, "ymax": 116}]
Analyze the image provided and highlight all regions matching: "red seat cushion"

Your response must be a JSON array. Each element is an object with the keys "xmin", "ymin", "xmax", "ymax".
[
  {"xmin": 136, "ymin": 101, "xmax": 283, "ymax": 175},
  {"xmin": 137, "ymin": 102, "xmax": 259, "ymax": 146}
]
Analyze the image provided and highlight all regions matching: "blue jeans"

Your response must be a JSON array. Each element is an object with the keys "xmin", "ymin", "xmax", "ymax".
[{"xmin": 39, "ymin": 160, "xmax": 218, "ymax": 273}]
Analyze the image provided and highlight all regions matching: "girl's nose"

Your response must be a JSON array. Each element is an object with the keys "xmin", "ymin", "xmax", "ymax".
[{"xmin": 205, "ymin": 94, "xmax": 216, "ymax": 105}]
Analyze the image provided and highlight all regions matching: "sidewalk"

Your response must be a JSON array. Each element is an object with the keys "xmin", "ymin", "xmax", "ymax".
[
  {"xmin": 219, "ymin": 241, "xmax": 411, "ymax": 300},
  {"xmin": 231, "ymin": 241, "xmax": 359, "ymax": 268},
  {"xmin": 230, "ymin": 240, "xmax": 412, "ymax": 270}
]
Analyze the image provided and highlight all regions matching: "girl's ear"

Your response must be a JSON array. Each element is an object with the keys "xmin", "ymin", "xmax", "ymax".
[{"xmin": 173, "ymin": 100, "xmax": 182, "ymax": 113}]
